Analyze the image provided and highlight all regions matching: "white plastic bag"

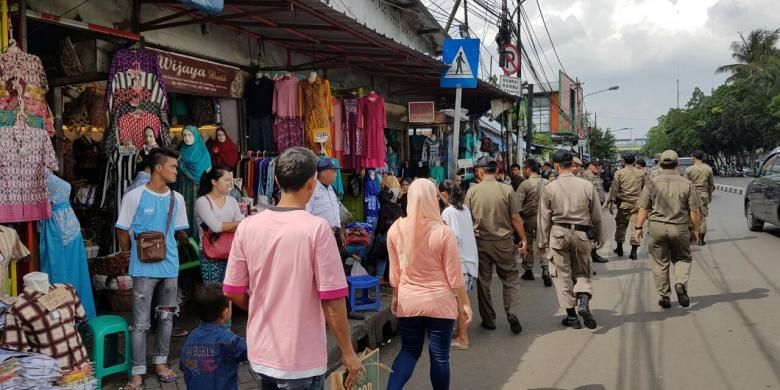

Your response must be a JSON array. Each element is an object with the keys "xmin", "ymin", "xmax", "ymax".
[{"xmin": 350, "ymin": 261, "xmax": 369, "ymax": 277}]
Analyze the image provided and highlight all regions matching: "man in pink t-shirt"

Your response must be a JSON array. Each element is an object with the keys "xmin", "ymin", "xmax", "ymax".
[{"xmin": 223, "ymin": 147, "xmax": 361, "ymax": 389}]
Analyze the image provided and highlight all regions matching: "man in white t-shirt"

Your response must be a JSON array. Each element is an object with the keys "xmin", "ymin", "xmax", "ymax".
[{"xmin": 115, "ymin": 148, "xmax": 189, "ymax": 389}]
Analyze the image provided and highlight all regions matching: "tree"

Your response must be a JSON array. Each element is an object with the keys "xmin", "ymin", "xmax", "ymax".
[
  {"xmin": 589, "ymin": 127, "xmax": 617, "ymax": 161},
  {"xmin": 716, "ymin": 28, "xmax": 780, "ymax": 83}
]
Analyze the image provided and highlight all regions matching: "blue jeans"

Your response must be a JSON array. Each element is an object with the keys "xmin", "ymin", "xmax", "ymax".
[
  {"xmin": 388, "ymin": 316, "xmax": 455, "ymax": 390},
  {"xmin": 254, "ymin": 373, "xmax": 324, "ymax": 390}
]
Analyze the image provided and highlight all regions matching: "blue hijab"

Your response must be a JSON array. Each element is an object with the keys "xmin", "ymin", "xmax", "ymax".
[{"xmin": 178, "ymin": 125, "xmax": 212, "ymax": 181}]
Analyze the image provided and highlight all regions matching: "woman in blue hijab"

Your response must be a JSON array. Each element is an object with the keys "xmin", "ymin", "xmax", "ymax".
[{"xmin": 174, "ymin": 125, "xmax": 212, "ymax": 241}]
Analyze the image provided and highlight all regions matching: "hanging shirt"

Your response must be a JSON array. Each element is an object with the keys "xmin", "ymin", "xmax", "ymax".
[{"xmin": 272, "ymin": 76, "xmax": 299, "ymax": 118}]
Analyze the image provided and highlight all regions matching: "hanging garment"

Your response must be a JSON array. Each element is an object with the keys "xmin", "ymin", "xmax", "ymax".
[
  {"xmin": 331, "ymin": 97, "xmax": 344, "ymax": 161},
  {"xmin": 341, "ymin": 94, "xmax": 363, "ymax": 170},
  {"xmin": 386, "ymin": 149, "xmax": 399, "ymax": 177},
  {"xmin": 0, "ymin": 126, "xmax": 58, "ymax": 223},
  {"xmin": 358, "ymin": 93, "xmax": 386, "ymax": 168},
  {"xmin": 272, "ymin": 75, "xmax": 299, "ymax": 118},
  {"xmin": 364, "ymin": 171, "xmax": 380, "ymax": 226},
  {"xmin": 103, "ymin": 101, "xmax": 170, "ymax": 154},
  {"xmin": 107, "ymin": 70, "xmax": 166, "ymax": 113},
  {"xmin": 298, "ymin": 78, "xmax": 333, "ymax": 156},
  {"xmin": 2, "ymin": 283, "xmax": 90, "ymax": 371},
  {"xmin": 245, "ymin": 76, "xmax": 275, "ymax": 117},
  {"xmin": 0, "ymin": 43, "xmax": 55, "ymax": 136},
  {"xmin": 104, "ymin": 48, "xmax": 167, "ymax": 113},
  {"xmin": 0, "ymin": 225, "xmax": 31, "ymax": 296},
  {"xmin": 38, "ymin": 173, "xmax": 96, "ymax": 319},
  {"xmin": 422, "ymin": 136, "xmax": 443, "ymax": 165},
  {"xmin": 430, "ymin": 165, "xmax": 446, "ymax": 185},
  {"xmin": 273, "ymin": 117, "xmax": 303, "ymax": 152},
  {"xmin": 247, "ymin": 115, "xmax": 274, "ymax": 152}
]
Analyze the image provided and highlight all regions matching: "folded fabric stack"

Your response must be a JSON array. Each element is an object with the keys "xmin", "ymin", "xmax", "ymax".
[{"xmin": 0, "ymin": 349, "xmax": 62, "ymax": 389}]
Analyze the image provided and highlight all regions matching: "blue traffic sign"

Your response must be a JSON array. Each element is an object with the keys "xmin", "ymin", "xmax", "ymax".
[{"xmin": 440, "ymin": 38, "xmax": 480, "ymax": 89}]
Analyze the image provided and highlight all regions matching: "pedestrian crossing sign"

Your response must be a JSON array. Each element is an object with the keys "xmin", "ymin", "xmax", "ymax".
[{"xmin": 441, "ymin": 38, "xmax": 480, "ymax": 89}]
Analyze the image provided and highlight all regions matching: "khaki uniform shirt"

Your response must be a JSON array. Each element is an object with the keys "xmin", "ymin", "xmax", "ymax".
[
  {"xmin": 638, "ymin": 170, "xmax": 702, "ymax": 224},
  {"xmin": 465, "ymin": 180, "xmax": 520, "ymax": 241},
  {"xmin": 538, "ymin": 173, "xmax": 604, "ymax": 248},
  {"xmin": 610, "ymin": 166, "xmax": 646, "ymax": 207},
  {"xmin": 684, "ymin": 163, "xmax": 714, "ymax": 203},
  {"xmin": 514, "ymin": 174, "xmax": 548, "ymax": 219},
  {"xmin": 582, "ymin": 171, "xmax": 605, "ymax": 204},
  {"xmin": 649, "ymin": 166, "xmax": 662, "ymax": 179}
]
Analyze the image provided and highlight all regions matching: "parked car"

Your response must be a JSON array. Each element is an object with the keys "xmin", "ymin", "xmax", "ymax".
[
  {"xmin": 678, "ymin": 157, "xmax": 694, "ymax": 176},
  {"xmin": 745, "ymin": 146, "xmax": 780, "ymax": 231}
]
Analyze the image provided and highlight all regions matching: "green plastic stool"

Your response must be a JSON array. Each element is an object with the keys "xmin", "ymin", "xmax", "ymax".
[{"xmin": 80, "ymin": 315, "xmax": 131, "ymax": 388}]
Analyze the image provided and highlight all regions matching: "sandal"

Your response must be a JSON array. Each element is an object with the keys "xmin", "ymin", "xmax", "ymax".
[
  {"xmin": 450, "ymin": 342, "xmax": 470, "ymax": 350},
  {"xmin": 172, "ymin": 328, "xmax": 189, "ymax": 337},
  {"xmin": 155, "ymin": 367, "xmax": 179, "ymax": 383}
]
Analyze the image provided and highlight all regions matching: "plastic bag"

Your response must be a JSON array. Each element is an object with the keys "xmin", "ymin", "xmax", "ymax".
[{"xmin": 350, "ymin": 261, "xmax": 369, "ymax": 277}]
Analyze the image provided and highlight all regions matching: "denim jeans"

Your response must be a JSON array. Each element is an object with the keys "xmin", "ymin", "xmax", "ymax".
[
  {"xmin": 387, "ymin": 316, "xmax": 455, "ymax": 390},
  {"xmin": 254, "ymin": 372, "xmax": 324, "ymax": 390},
  {"xmin": 131, "ymin": 277, "xmax": 178, "ymax": 376}
]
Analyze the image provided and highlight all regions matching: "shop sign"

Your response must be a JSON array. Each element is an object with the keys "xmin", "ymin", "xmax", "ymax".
[
  {"xmin": 408, "ymin": 101, "xmax": 435, "ymax": 123},
  {"xmin": 151, "ymin": 48, "xmax": 244, "ymax": 98},
  {"xmin": 499, "ymin": 75, "xmax": 522, "ymax": 96}
]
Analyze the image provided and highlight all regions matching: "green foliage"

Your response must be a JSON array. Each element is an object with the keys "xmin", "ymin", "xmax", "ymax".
[
  {"xmin": 589, "ymin": 127, "xmax": 618, "ymax": 160},
  {"xmin": 645, "ymin": 28, "xmax": 780, "ymax": 162}
]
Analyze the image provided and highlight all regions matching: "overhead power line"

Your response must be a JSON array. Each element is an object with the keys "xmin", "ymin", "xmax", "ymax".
[{"xmin": 534, "ymin": 0, "xmax": 567, "ymax": 75}]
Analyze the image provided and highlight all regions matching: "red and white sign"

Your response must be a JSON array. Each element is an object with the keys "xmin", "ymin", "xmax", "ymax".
[
  {"xmin": 501, "ymin": 43, "xmax": 520, "ymax": 76},
  {"xmin": 408, "ymin": 101, "xmax": 435, "ymax": 123}
]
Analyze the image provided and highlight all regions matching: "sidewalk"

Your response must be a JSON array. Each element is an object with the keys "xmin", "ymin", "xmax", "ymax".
[{"xmin": 101, "ymin": 286, "xmax": 395, "ymax": 389}]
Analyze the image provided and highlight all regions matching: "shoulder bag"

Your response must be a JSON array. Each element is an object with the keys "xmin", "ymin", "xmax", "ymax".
[
  {"xmin": 136, "ymin": 194, "xmax": 175, "ymax": 263},
  {"xmin": 201, "ymin": 196, "xmax": 235, "ymax": 261}
]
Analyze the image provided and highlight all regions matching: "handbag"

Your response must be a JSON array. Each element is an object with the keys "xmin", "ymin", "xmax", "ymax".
[
  {"xmin": 136, "ymin": 195, "xmax": 175, "ymax": 263},
  {"xmin": 201, "ymin": 196, "xmax": 235, "ymax": 260}
]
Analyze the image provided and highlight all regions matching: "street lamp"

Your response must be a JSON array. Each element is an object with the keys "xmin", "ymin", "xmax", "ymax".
[{"xmin": 584, "ymin": 85, "xmax": 619, "ymax": 98}]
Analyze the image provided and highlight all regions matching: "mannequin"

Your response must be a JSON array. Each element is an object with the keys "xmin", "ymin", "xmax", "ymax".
[
  {"xmin": 23, "ymin": 272, "xmax": 49, "ymax": 294},
  {"xmin": 386, "ymin": 146, "xmax": 399, "ymax": 176},
  {"xmin": 365, "ymin": 169, "xmax": 380, "ymax": 226},
  {"xmin": 308, "ymin": 71, "xmax": 318, "ymax": 83},
  {"xmin": 174, "ymin": 125, "xmax": 212, "ymax": 240},
  {"xmin": 422, "ymin": 133, "xmax": 443, "ymax": 166},
  {"xmin": 299, "ymin": 71, "xmax": 333, "ymax": 155}
]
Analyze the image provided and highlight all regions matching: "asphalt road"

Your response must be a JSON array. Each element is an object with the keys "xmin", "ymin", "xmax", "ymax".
[{"xmin": 376, "ymin": 191, "xmax": 780, "ymax": 390}]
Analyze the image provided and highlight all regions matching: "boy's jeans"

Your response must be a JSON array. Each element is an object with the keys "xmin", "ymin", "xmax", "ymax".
[{"xmin": 131, "ymin": 277, "xmax": 178, "ymax": 376}]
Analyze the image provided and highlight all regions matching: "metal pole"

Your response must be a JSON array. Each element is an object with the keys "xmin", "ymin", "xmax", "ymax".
[
  {"xmin": 526, "ymin": 83, "xmax": 533, "ymax": 159},
  {"xmin": 451, "ymin": 87, "xmax": 463, "ymax": 178}
]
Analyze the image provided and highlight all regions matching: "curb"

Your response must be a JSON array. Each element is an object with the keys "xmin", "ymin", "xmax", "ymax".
[{"xmin": 715, "ymin": 183, "xmax": 745, "ymax": 196}]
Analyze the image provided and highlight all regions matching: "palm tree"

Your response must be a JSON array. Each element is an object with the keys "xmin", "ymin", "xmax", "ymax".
[{"xmin": 716, "ymin": 28, "xmax": 780, "ymax": 83}]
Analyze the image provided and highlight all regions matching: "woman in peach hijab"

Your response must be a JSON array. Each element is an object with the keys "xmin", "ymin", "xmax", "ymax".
[{"xmin": 386, "ymin": 179, "xmax": 472, "ymax": 390}]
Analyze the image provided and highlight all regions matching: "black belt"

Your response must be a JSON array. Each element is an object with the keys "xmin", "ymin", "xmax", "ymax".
[{"xmin": 553, "ymin": 222, "xmax": 590, "ymax": 232}]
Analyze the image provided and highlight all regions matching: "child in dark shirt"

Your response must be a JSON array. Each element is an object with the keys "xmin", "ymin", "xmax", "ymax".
[{"xmin": 180, "ymin": 283, "xmax": 247, "ymax": 390}]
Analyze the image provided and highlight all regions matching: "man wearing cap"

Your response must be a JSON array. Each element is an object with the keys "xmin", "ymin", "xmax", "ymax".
[
  {"xmin": 649, "ymin": 154, "xmax": 663, "ymax": 179},
  {"xmin": 582, "ymin": 159, "xmax": 608, "ymax": 263},
  {"xmin": 466, "ymin": 156, "xmax": 527, "ymax": 334},
  {"xmin": 306, "ymin": 159, "xmax": 342, "ymax": 229},
  {"xmin": 516, "ymin": 159, "xmax": 551, "ymax": 286},
  {"xmin": 634, "ymin": 150, "xmax": 701, "ymax": 309},
  {"xmin": 572, "ymin": 156, "xmax": 584, "ymax": 176},
  {"xmin": 684, "ymin": 150, "xmax": 714, "ymax": 245},
  {"xmin": 608, "ymin": 153, "xmax": 646, "ymax": 260},
  {"xmin": 539, "ymin": 150, "xmax": 604, "ymax": 329}
]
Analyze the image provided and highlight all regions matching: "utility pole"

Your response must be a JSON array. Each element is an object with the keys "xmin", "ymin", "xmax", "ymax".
[
  {"xmin": 526, "ymin": 84, "xmax": 533, "ymax": 160},
  {"xmin": 444, "ymin": 0, "xmax": 463, "ymax": 33}
]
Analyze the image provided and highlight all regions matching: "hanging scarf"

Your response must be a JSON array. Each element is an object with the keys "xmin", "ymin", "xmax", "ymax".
[
  {"xmin": 209, "ymin": 128, "xmax": 239, "ymax": 170},
  {"xmin": 179, "ymin": 125, "xmax": 212, "ymax": 181}
]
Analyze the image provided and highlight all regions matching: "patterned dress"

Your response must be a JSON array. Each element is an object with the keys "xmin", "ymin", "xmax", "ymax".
[{"xmin": 298, "ymin": 78, "xmax": 333, "ymax": 156}]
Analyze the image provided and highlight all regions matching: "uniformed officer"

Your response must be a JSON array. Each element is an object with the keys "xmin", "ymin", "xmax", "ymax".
[
  {"xmin": 649, "ymin": 153, "xmax": 662, "ymax": 179},
  {"xmin": 516, "ymin": 159, "xmax": 551, "ymax": 286},
  {"xmin": 582, "ymin": 159, "xmax": 608, "ymax": 263},
  {"xmin": 634, "ymin": 150, "xmax": 701, "ymax": 308},
  {"xmin": 684, "ymin": 150, "xmax": 714, "ymax": 245},
  {"xmin": 572, "ymin": 156, "xmax": 584, "ymax": 176},
  {"xmin": 608, "ymin": 153, "xmax": 646, "ymax": 260},
  {"xmin": 539, "ymin": 150, "xmax": 604, "ymax": 329}
]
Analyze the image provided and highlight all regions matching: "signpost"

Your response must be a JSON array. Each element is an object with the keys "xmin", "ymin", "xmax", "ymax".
[
  {"xmin": 501, "ymin": 43, "xmax": 520, "ymax": 76},
  {"xmin": 499, "ymin": 75, "xmax": 522, "ymax": 96},
  {"xmin": 441, "ymin": 38, "xmax": 480, "ymax": 177}
]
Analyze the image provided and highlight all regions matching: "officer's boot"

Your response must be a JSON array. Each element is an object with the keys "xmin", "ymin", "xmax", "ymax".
[
  {"xmin": 592, "ymin": 248, "xmax": 608, "ymax": 263},
  {"xmin": 629, "ymin": 245, "xmax": 639, "ymax": 260},
  {"xmin": 562, "ymin": 307, "xmax": 581, "ymax": 329},
  {"xmin": 613, "ymin": 242, "xmax": 624, "ymax": 257},
  {"xmin": 699, "ymin": 233, "xmax": 705, "ymax": 246},
  {"xmin": 576, "ymin": 293, "xmax": 597, "ymax": 329},
  {"xmin": 521, "ymin": 269, "xmax": 535, "ymax": 281},
  {"xmin": 541, "ymin": 266, "xmax": 552, "ymax": 287}
]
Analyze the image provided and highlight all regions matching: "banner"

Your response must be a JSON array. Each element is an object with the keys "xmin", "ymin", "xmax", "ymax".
[
  {"xmin": 151, "ymin": 48, "xmax": 244, "ymax": 98},
  {"xmin": 408, "ymin": 101, "xmax": 435, "ymax": 123}
]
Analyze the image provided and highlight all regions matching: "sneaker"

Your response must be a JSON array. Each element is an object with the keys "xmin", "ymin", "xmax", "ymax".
[
  {"xmin": 675, "ymin": 283, "xmax": 690, "ymax": 307},
  {"xmin": 508, "ymin": 314, "xmax": 523, "ymax": 334}
]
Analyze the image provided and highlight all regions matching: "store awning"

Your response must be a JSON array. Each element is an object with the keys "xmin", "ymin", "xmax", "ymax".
[{"xmin": 138, "ymin": 0, "xmax": 510, "ymax": 113}]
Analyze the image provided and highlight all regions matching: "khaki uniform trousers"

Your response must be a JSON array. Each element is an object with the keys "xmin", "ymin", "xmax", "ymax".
[
  {"xmin": 520, "ymin": 218, "xmax": 548, "ymax": 271},
  {"xmin": 476, "ymin": 238, "xmax": 519, "ymax": 327},
  {"xmin": 548, "ymin": 226, "xmax": 593, "ymax": 309},
  {"xmin": 648, "ymin": 221, "xmax": 693, "ymax": 297},
  {"xmin": 699, "ymin": 200, "xmax": 709, "ymax": 235},
  {"xmin": 615, "ymin": 205, "xmax": 640, "ymax": 245}
]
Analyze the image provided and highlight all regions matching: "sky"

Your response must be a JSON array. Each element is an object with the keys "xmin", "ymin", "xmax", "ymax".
[{"xmin": 423, "ymin": 0, "xmax": 780, "ymax": 138}]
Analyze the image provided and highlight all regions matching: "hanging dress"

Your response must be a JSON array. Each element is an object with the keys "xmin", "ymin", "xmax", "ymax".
[
  {"xmin": 359, "ymin": 93, "xmax": 387, "ymax": 168},
  {"xmin": 39, "ymin": 173, "xmax": 96, "ymax": 319},
  {"xmin": 364, "ymin": 170, "xmax": 380, "ymax": 226},
  {"xmin": 173, "ymin": 125, "xmax": 213, "ymax": 241},
  {"xmin": 272, "ymin": 76, "xmax": 304, "ymax": 152},
  {"xmin": 341, "ymin": 94, "xmax": 363, "ymax": 170},
  {"xmin": 298, "ymin": 78, "xmax": 333, "ymax": 156}
]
